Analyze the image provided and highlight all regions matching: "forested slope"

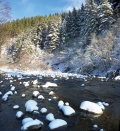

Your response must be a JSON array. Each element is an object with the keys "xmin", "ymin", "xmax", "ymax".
[{"xmin": 0, "ymin": 0, "xmax": 120, "ymax": 76}]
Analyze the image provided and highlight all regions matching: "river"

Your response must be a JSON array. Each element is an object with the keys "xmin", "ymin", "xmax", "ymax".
[{"xmin": 0, "ymin": 73, "xmax": 120, "ymax": 131}]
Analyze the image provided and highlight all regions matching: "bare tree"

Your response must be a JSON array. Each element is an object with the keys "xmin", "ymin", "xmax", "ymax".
[{"xmin": 0, "ymin": 0, "xmax": 11, "ymax": 24}]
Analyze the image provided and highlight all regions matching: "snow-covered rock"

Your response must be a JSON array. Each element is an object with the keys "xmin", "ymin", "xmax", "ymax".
[
  {"xmin": 81, "ymin": 84, "xmax": 85, "ymax": 87},
  {"xmin": 32, "ymin": 79, "xmax": 38, "ymax": 85},
  {"xmin": 2, "ymin": 91, "xmax": 13, "ymax": 101},
  {"xmin": 49, "ymin": 91, "xmax": 54, "ymax": 96},
  {"xmin": 11, "ymin": 86, "xmax": 15, "ymax": 91},
  {"xmin": 58, "ymin": 100, "xmax": 64, "ymax": 109},
  {"xmin": 46, "ymin": 113, "xmax": 55, "ymax": 122},
  {"xmin": 14, "ymin": 91, "xmax": 18, "ymax": 94},
  {"xmin": 22, "ymin": 118, "xmax": 33, "ymax": 125},
  {"xmin": 65, "ymin": 102, "xmax": 69, "ymax": 106},
  {"xmin": 0, "ymin": 92, "xmax": 2, "ymax": 96},
  {"xmin": 21, "ymin": 118, "xmax": 43, "ymax": 131},
  {"xmin": 49, "ymin": 119, "xmax": 67, "ymax": 130},
  {"xmin": 40, "ymin": 108, "xmax": 47, "ymax": 113},
  {"xmin": 80, "ymin": 101, "xmax": 103, "ymax": 114},
  {"xmin": 114, "ymin": 76, "xmax": 120, "ymax": 80},
  {"xmin": 61, "ymin": 106, "xmax": 75, "ymax": 116},
  {"xmin": 13, "ymin": 105, "xmax": 19, "ymax": 109},
  {"xmin": 0, "ymin": 81, "xmax": 3, "ymax": 84},
  {"xmin": 16, "ymin": 111, "xmax": 24, "ymax": 119},
  {"xmin": 102, "ymin": 102, "xmax": 109, "ymax": 106},
  {"xmin": 41, "ymin": 82, "xmax": 58, "ymax": 88},
  {"xmin": 48, "ymin": 98, "xmax": 52, "ymax": 101},
  {"xmin": 97, "ymin": 102, "xmax": 105, "ymax": 110},
  {"xmin": 22, "ymin": 94, "xmax": 26, "ymax": 97},
  {"xmin": 23, "ymin": 81, "xmax": 30, "ymax": 87},
  {"xmin": 32, "ymin": 91, "xmax": 40, "ymax": 97},
  {"xmin": 93, "ymin": 124, "xmax": 98, "ymax": 128},
  {"xmin": 25, "ymin": 100, "xmax": 38, "ymax": 112},
  {"xmin": 38, "ymin": 95, "xmax": 45, "ymax": 100},
  {"xmin": 33, "ymin": 111, "xmax": 40, "ymax": 115}
]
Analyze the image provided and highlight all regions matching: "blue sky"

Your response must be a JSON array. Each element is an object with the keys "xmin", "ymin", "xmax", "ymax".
[{"xmin": 7, "ymin": 0, "xmax": 85, "ymax": 20}]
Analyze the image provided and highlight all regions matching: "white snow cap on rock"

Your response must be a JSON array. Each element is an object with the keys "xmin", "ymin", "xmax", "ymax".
[
  {"xmin": 46, "ymin": 113, "xmax": 55, "ymax": 122},
  {"xmin": 80, "ymin": 101, "xmax": 103, "ymax": 114},
  {"xmin": 49, "ymin": 91, "xmax": 54, "ymax": 96},
  {"xmin": 32, "ymin": 79, "xmax": 38, "ymax": 85},
  {"xmin": 114, "ymin": 76, "xmax": 120, "ymax": 80},
  {"xmin": 22, "ymin": 94, "xmax": 25, "ymax": 97},
  {"xmin": 102, "ymin": 102, "xmax": 109, "ymax": 106},
  {"xmin": 61, "ymin": 105, "xmax": 75, "ymax": 116},
  {"xmin": 97, "ymin": 102, "xmax": 105, "ymax": 110},
  {"xmin": 2, "ymin": 91, "xmax": 13, "ymax": 101},
  {"xmin": 21, "ymin": 118, "xmax": 43, "ymax": 131},
  {"xmin": 0, "ymin": 92, "xmax": 2, "ymax": 95},
  {"xmin": 16, "ymin": 111, "xmax": 24, "ymax": 118},
  {"xmin": 32, "ymin": 91, "xmax": 40, "ymax": 97},
  {"xmin": 23, "ymin": 81, "xmax": 30, "ymax": 87},
  {"xmin": 58, "ymin": 100, "xmax": 64, "ymax": 109},
  {"xmin": 38, "ymin": 95, "xmax": 45, "ymax": 100},
  {"xmin": 13, "ymin": 105, "xmax": 19, "ymax": 109},
  {"xmin": 42, "ymin": 82, "xmax": 57, "ymax": 88},
  {"xmin": 40, "ymin": 108, "xmax": 47, "ymax": 113},
  {"xmin": 58, "ymin": 100, "xmax": 75, "ymax": 116},
  {"xmin": 49, "ymin": 119, "xmax": 67, "ymax": 130},
  {"xmin": 11, "ymin": 86, "xmax": 15, "ymax": 91},
  {"xmin": 25, "ymin": 100, "xmax": 38, "ymax": 112}
]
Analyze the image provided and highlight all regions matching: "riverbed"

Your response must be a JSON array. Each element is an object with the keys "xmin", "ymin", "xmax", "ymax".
[{"xmin": 0, "ymin": 73, "xmax": 120, "ymax": 131}]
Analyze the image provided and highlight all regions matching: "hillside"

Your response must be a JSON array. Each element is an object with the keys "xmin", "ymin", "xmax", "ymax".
[{"xmin": 0, "ymin": 0, "xmax": 120, "ymax": 77}]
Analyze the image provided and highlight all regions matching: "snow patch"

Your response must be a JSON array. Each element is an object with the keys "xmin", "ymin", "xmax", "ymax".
[{"xmin": 80, "ymin": 101, "xmax": 103, "ymax": 114}]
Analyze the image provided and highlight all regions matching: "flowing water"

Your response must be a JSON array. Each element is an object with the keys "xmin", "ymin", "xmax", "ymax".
[{"xmin": 0, "ymin": 73, "xmax": 120, "ymax": 131}]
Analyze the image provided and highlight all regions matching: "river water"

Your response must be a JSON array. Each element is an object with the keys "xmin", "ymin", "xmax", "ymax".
[{"xmin": 0, "ymin": 73, "xmax": 120, "ymax": 131}]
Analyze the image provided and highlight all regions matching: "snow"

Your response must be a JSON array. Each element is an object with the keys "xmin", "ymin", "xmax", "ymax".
[
  {"xmin": 41, "ymin": 82, "xmax": 57, "ymax": 88},
  {"xmin": 25, "ymin": 100, "xmax": 38, "ymax": 112},
  {"xmin": 58, "ymin": 100, "xmax": 64, "ymax": 109},
  {"xmin": 16, "ymin": 111, "xmax": 24, "ymax": 118},
  {"xmin": 38, "ymin": 95, "xmax": 45, "ymax": 100},
  {"xmin": 32, "ymin": 79, "xmax": 38, "ymax": 85},
  {"xmin": 114, "ymin": 76, "xmax": 120, "ymax": 80},
  {"xmin": 46, "ymin": 113, "xmax": 55, "ymax": 121},
  {"xmin": 2, "ymin": 91, "xmax": 13, "ymax": 101},
  {"xmin": 81, "ymin": 84, "xmax": 85, "ymax": 87},
  {"xmin": 58, "ymin": 100, "xmax": 75, "ymax": 116},
  {"xmin": 0, "ymin": 68, "xmax": 87, "ymax": 81},
  {"xmin": 97, "ymin": 102, "xmax": 105, "ymax": 110},
  {"xmin": 80, "ymin": 101, "xmax": 103, "ymax": 114},
  {"xmin": 22, "ymin": 94, "xmax": 25, "ymax": 97},
  {"xmin": 21, "ymin": 119, "xmax": 43, "ymax": 131},
  {"xmin": 0, "ymin": 81, "xmax": 3, "ymax": 83},
  {"xmin": 65, "ymin": 102, "xmax": 69, "ymax": 106},
  {"xmin": 99, "ymin": 129, "xmax": 104, "ymax": 131},
  {"xmin": 13, "ymin": 105, "xmax": 19, "ymax": 109},
  {"xmin": 49, "ymin": 119, "xmax": 67, "ymax": 130},
  {"xmin": 23, "ymin": 81, "xmax": 30, "ymax": 87},
  {"xmin": 102, "ymin": 102, "xmax": 109, "ymax": 106},
  {"xmin": 0, "ymin": 92, "xmax": 2, "ymax": 95},
  {"xmin": 49, "ymin": 91, "xmax": 54, "ymax": 96},
  {"xmin": 11, "ymin": 86, "xmax": 15, "ymax": 91},
  {"xmin": 61, "ymin": 106, "xmax": 75, "ymax": 116},
  {"xmin": 32, "ymin": 91, "xmax": 40, "ymax": 97},
  {"xmin": 40, "ymin": 108, "xmax": 47, "ymax": 113},
  {"xmin": 93, "ymin": 124, "xmax": 98, "ymax": 128},
  {"xmin": 14, "ymin": 91, "xmax": 18, "ymax": 94},
  {"xmin": 22, "ymin": 118, "xmax": 33, "ymax": 125}
]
